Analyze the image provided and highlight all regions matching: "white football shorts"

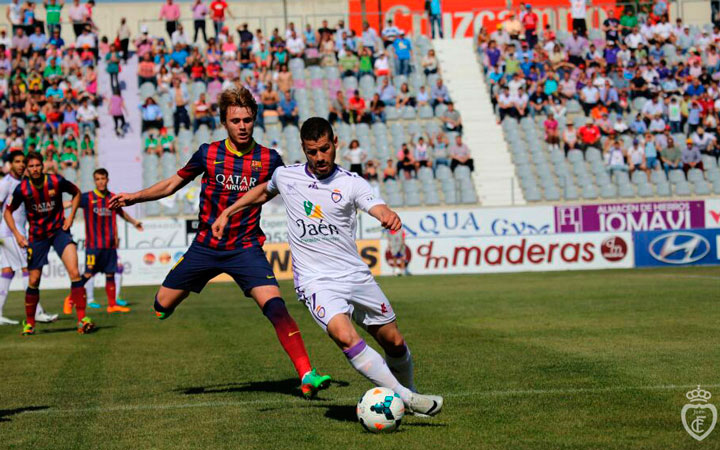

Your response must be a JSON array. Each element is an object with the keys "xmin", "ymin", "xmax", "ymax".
[
  {"xmin": 295, "ymin": 273, "xmax": 396, "ymax": 332},
  {"xmin": 0, "ymin": 235, "xmax": 27, "ymax": 271}
]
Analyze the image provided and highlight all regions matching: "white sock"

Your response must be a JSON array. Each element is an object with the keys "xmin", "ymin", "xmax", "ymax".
[
  {"xmin": 35, "ymin": 302, "xmax": 45, "ymax": 316},
  {"xmin": 85, "ymin": 274, "xmax": 95, "ymax": 303},
  {"xmin": 0, "ymin": 273, "xmax": 12, "ymax": 316},
  {"xmin": 116, "ymin": 267, "xmax": 123, "ymax": 298},
  {"xmin": 386, "ymin": 346, "xmax": 416, "ymax": 392},
  {"xmin": 344, "ymin": 339, "xmax": 413, "ymax": 404}
]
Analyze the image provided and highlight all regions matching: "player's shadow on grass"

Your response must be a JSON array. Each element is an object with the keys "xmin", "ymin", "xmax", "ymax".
[
  {"xmin": 0, "ymin": 406, "xmax": 49, "ymax": 422},
  {"xmin": 41, "ymin": 325, "xmax": 116, "ymax": 334},
  {"xmin": 177, "ymin": 379, "xmax": 350, "ymax": 398},
  {"xmin": 311, "ymin": 404, "xmax": 356, "ymax": 422}
]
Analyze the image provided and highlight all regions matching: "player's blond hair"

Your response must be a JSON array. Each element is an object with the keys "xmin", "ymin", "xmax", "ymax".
[{"xmin": 218, "ymin": 86, "xmax": 258, "ymax": 123}]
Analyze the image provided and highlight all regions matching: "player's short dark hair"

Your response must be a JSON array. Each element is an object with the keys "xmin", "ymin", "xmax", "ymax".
[
  {"xmin": 300, "ymin": 117, "xmax": 335, "ymax": 143},
  {"xmin": 8, "ymin": 150, "xmax": 25, "ymax": 163},
  {"xmin": 218, "ymin": 86, "xmax": 258, "ymax": 123},
  {"xmin": 94, "ymin": 168, "xmax": 109, "ymax": 177},
  {"xmin": 26, "ymin": 151, "xmax": 43, "ymax": 165}
]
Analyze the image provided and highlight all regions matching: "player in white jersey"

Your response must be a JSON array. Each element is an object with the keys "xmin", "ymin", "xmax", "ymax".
[
  {"xmin": 212, "ymin": 118, "xmax": 443, "ymax": 417},
  {"xmin": 0, "ymin": 151, "xmax": 58, "ymax": 324}
]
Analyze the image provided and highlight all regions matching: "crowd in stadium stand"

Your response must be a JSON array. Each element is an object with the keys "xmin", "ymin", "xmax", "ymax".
[
  {"xmin": 2, "ymin": 0, "xmax": 103, "ymax": 178},
  {"xmin": 478, "ymin": 1, "xmax": 720, "ymax": 181}
]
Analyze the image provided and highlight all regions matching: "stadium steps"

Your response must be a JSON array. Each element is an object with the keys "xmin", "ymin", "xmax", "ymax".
[
  {"xmin": 97, "ymin": 55, "xmax": 143, "ymax": 217},
  {"xmin": 433, "ymin": 38, "xmax": 524, "ymax": 206}
]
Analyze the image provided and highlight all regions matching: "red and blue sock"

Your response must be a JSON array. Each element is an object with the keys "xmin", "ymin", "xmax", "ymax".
[
  {"xmin": 25, "ymin": 287, "xmax": 39, "ymax": 327},
  {"xmin": 105, "ymin": 274, "xmax": 116, "ymax": 307},
  {"xmin": 71, "ymin": 279, "xmax": 87, "ymax": 320}
]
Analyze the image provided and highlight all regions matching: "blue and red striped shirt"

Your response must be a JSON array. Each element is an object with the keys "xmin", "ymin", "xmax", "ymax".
[
  {"xmin": 80, "ymin": 190, "xmax": 119, "ymax": 249},
  {"xmin": 177, "ymin": 139, "xmax": 283, "ymax": 250},
  {"xmin": 8, "ymin": 174, "xmax": 80, "ymax": 242}
]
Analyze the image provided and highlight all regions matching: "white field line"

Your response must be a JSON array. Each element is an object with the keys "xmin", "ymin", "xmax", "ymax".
[{"xmin": 16, "ymin": 384, "xmax": 720, "ymax": 417}]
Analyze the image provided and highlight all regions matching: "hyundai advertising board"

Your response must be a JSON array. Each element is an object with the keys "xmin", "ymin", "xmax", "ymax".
[{"xmin": 633, "ymin": 229, "xmax": 720, "ymax": 267}]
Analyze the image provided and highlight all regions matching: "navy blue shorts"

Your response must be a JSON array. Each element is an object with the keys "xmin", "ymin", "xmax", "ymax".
[
  {"xmin": 27, "ymin": 230, "xmax": 76, "ymax": 270},
  {"xmin": 84, "ymin": 249, "xmax": 118, "ymax": 275},
  {"xmin": 162, "ymin": 242, "xmax": 279, "ymax": 296}
]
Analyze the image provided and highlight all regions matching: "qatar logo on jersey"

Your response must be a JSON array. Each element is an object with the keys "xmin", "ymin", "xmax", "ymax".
[
  {"xmin": 32, "ymin": 201, "xmax": 56, "ymax": 213},
  {"xmin": 92, "ymin": 207, "xmax": 113, "ymax": 217},
  {"xmin": 331, "ymin": 189, "xmax": 342, "ymax": 203},
  {"xmin": 215, "ymin": 174, "xmax": 257, "ymax": 191}
]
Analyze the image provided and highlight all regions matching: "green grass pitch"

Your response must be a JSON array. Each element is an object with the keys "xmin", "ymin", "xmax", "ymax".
[{"xmin": 1, "ymin": 267, "xmax": 718, "ymax": 449}]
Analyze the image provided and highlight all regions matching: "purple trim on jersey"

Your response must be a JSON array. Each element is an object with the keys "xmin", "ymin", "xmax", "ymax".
[
  {"xmin": 343, "ymin": 339, "xmax": 367, "ymax": 360},
  {"xmin": 1, "ymin": 272, "xmax": 13, "ymax": 279},
  {"xmin": 304, "ymin": 163, "xmax": 339, "ymax": 180}
]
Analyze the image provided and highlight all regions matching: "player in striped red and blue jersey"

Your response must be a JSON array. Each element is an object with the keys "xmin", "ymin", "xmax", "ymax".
[
  {"xmin": 109, "ymin": 86, "xmax": 331, "ymax": 398},
  {"xmin": 68, "ymin": 168, "xmax": 143, "ymax": 314},
  {"xmin": 3, "ymin": 152, "xmax": 95, "ymax": 335}
]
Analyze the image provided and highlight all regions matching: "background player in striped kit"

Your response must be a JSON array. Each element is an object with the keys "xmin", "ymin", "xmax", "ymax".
[
  {"xmin": 109, "ymin": 86, "xmax": 332, "ymax": 398},
  {"xmin": 3, "ymin": 152, "xmax": 94, "ymax": 335},
  {"xmin": 0, "ymin": 151, "xmax": 58, "ymax": 325},
  {"xmin": 64, "ymin": 168, "xmax": 143, "ymax": 313}
]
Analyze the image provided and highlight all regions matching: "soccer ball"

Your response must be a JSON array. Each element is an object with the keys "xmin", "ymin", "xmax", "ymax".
[{"xmin": 356, "ymin": 387, "xmax": 405, "ymax": 433}]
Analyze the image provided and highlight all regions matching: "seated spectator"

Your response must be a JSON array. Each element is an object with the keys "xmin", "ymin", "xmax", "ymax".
[
  {"xmin": 422, "ymin": 49, "xmax": 438, "ymax": 76},
  {"xmin": 377, "ymin": 77, "xmax": 396, "ymax": 106},
  {"xmin": 643, "ymin": 131, "xmax": 660, "ymax": 174},
  {"xmin": 159, "ymin": 127, "xmax": 176, "ymax": 154},
  {"xmin": 80, "ymin": 134, "xmax": 95, "ymax": 156},
  {"xmin": 691, "ymin": 126, "xmax": 718, "ymax": 161},
  {"xmin": 430, "ymin": 78, "xmax": 450, "ymax": 107},
  {"xmin": 613, "ymin": 115, "xmax": 629, "ymax": 134},
  {"xmin": 328, "ymin": 90, "xmax": 350, "ymax": 124},
  {"xmin": 348, "ymin": 90, "xmax": 370, "ymax": 124},
  {"xmin": 144, "ymin": 131, "xmax": 160, "ymax": 155},
  {"xmin": 413, "ymin": 136, "xmax": 430, "ymax": 168},
  {"xmin": 193, "ymin": 92, "xmax": 215, "ymax": 132},
  {"xmin": 604, "ymin": 137, "xmax": 629, "ymax": 176},
  {"xmin": 396, "ymin": 143, "xmax": 416, "ymax": 179},
  {"xmin": 369, "ymin": 93, "xmax": 386, "ymax": 123},
  {"xmin": 261, "ymin": 81, "xmax": 280, "ymax": 111},
  {"xmin": 364, "ymin": 159, "xmax": 379, "ymax": 182},
  {"xmin": 278, "ymin": 91, "xmax": 299, "ymax": 128},
  {"xmin": 77, "ymin": 97, "xmax": 98, "ymax": 136},
  {"xmin": 626, "ymin": 137, "xmax": 647, "ymax": 177},
  {"xmin": 138, "ymin": 53, "xmax": 157, "ymax": 86},
  {"xmin": 596, "ymin": 113, "xmax": 614, "ymax": 135},
  {"xmin": 416, "ymin": 85, "xmax": 430, "ymax": 107},
  {"xmin": 659, "ymin": 136, "xmax": 682, "ymax": 175},
  {"xmin": 141, "ymin": 97, "xmax": 164, "ymax": 132},
  {"xmin": 578, "ymin": 119, "xmax": 601, "ymax": 152},
  {"xmin": 562, "ymin": 122, "xmax": 579, "ymax": 156},
  {"xmin": 431, "ymin": 132, "xmax": 450, "ymax": 170},
  {"xmin": 44, "ymin": 145, "xmax": 60, "ymax": 174},
  {"xmin": 286, "ymin": 29, "xmax": 304, "ymax": 58},
  {"xmin": 343, "ymin": 139, "xmax": 366, "ymax": 175},
  {"xmin": 396, "ymin": 83, "xmax": 415, "ymax": 108},
  {"xmin": 630, "ymin": 113, "xmax": 648, "ymax": 134},
  {"xmin": 529, "ymin": 85, "xmax": 548, "ymax": 116},
  {"xmin": 579, "ymin": 82, "xmax": 600, "ymax": 116},
  {"xmin": 497, "ymin": 86, "xmax": 517, "ymax": 122},
  {"xmin": 60, "ymin": 142, "xmax": 78, "ymax": 170},
  {"xmin": 449, "ymin": 135, "xmax": 474, "ymax": 172},
  {"xmin": 373, "ymin": 51, "xmax": 390, "ymax": 77},
  {"xmin": 275, "ymin": 64, "xmax": 293, "ymax": 94},
  {"xmin": 544, "ymin": 113, "xmax": 560, "ymax": 151},
  {"xmin": 383, "ymin": 158, "xmax": 397, "ymax": 181},
  {"xmin": 358, "ymin": 47, "xmax": 373, "ymax": 78},
  {"xmin": 338, "ymin": 45, "xmax": 359, "ymax": 78},
  {"xmin": 171, "ymin": 78, "xmax": 191, "ymax": 136},
  {"xmin": 513, "ymin": 88, "xmax": 529, "ymax": 119},
  {"xmin": 60, "ymin": 102, "xmax": 79, "ymax": 137},
  {"xmin": 441, "ymin": 102, "xmax": 463, "ymax": 134},
  {"xmin": 682, "ymin": 139, "xmax": 704, "ymax": 175}
]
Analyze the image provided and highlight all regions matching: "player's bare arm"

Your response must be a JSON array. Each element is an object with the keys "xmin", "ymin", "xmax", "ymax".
[
  {"xmin": 369, "ymin": 204, "xmax": 402, "ymax": 231},
  {"xmin": 3, "ymin": 207, "xmax": 26, "ymax": 248},
  {"xmin": 211, "ymin": 181, "xmax": 276, "ymax": 239},
  {"xmin": 109, "ymin": 174, "xmax": 190, "ymax": 209},
  {"xmin": 119, "ymin": 209, "xmax": 144, "ymax": 231},
  {"xmin": 63, "ymin": 188, "xmax": 81, "ymax": 231}
]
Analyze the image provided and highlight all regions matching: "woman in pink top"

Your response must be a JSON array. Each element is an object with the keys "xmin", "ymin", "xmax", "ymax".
[
  {"xmin": 544, "ymin": 112, "xmax": 560, "ymax": 152},
  {"xmin": 108, "ymin": 88, "xmax": 127, "ymax": 137}
]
